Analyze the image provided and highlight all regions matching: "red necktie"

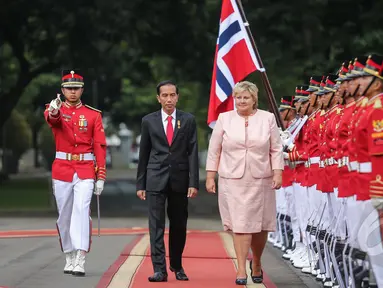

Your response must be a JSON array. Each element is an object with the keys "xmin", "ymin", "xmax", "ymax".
[{"xmin": 166, "ymin": 115, "xmax": 174, "ymax": 146}]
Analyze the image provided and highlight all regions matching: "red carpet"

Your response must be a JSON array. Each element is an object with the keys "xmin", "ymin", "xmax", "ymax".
[
  {"xmin": 130, "ymin": 233, "xmax": 239, "ymax": 287},
  {"xmin": 96, "ymin": 234, "xmax": 146, "ymax": 288},
  {"xmin": 97, "ymin": 231, "xmax": 276, "ymax": 287}
]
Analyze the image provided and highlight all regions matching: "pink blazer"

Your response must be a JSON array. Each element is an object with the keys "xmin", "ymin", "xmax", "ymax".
[{"xmin": 206, "ymin": 110, "xmax": 284, "ymax": 179}]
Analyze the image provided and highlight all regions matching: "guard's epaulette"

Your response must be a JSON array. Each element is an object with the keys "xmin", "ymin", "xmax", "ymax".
[
  {"xmin": 361, "ymin": 97, "xmax": 368, "ymax": 107},
  {"xmin": 85, "ymin": 104, "xmax": 102, "ymax": 113},
  {"xmin": 373, "ymin": 98, "xmax": 382, "ymax": 109}
]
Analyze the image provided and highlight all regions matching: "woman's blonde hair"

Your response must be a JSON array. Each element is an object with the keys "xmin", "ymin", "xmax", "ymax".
[{"xmin": 232, "ymin": 81, "xmax": 259, "ymax": 109}]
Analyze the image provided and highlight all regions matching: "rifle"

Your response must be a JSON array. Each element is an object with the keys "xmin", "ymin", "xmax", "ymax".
[
  {"xmin": 329, "ymin": 202, "xmax": 346, "ymax": 288},
  {"xmin": 314, "ymin": 203, "xmax": 327, "ymax": 275}
]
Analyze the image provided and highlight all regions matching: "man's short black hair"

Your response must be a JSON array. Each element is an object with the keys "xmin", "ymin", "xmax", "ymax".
[{"xmin": 156, "ymin": 80, "xmax": 179, "ymax": 95}]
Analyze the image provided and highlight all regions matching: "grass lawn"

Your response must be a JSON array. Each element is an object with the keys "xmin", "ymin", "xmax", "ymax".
[{"xmin": 0, "ymin": 178, "xmax": 53, "ymax": 210}]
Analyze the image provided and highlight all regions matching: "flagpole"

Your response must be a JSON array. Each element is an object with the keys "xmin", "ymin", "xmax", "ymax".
[{"xmin": 234, "ymin": 0, "xmax": 285, "ymax": 130}]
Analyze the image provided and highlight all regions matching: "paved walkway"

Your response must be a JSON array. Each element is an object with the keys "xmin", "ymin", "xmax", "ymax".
[
  {"xmin": 7, "ymin": 168, "xmax": 208, "ymax": 181},
  {"xmin": 0, "ymin": 218, "xmax": 321, "ymax": 288}
]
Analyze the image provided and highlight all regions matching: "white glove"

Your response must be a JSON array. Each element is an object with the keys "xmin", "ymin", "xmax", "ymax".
[
  {"xmin": 283, "ymin": 152, "xmax": 289, "ymax": 160},
  {"xmin": 283, "ymin": 139, "xmax": 295, "ymax": 151},
  {"xmin": 94, "ymin": 180, "xmax": 105, "ymax": 195},
  {"xmin": 280, "ymin": 130, "xmax": 292, "ymax": 141},
  {"xmin": 48, "ymin": 94, "xmax": 62, "ymax": 114},
  {"xmin": 371, "ymin": 198, "xmax": 383, "ymax": 210}
]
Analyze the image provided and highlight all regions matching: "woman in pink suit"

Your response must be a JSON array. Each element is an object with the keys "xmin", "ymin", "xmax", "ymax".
[{"xmin": 206, "ymin": 81, "xmax": 283, "ymax": 285}]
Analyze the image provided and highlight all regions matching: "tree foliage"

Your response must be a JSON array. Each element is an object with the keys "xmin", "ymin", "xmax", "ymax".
[{"xmin": 1, "ymin": 0, "xmax": 383, "ymax": 152}]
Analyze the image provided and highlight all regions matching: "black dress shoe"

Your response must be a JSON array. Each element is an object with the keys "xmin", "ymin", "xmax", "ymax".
[
  {"xmin": 169, "ymin": 267, "xmax": 189, "ymax": 281},
  {"xmin": 148, "ymin": 272, "xmax": 168, "ymax": 282}
]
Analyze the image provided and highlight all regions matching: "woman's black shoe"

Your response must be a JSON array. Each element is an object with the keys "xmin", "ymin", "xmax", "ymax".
[
  {"xmin": 235, "ymin": 277, "xmax": 247, "ymax": 285},
  {"xmin": 249, "ymin": 260, "xmax": 263, "ymax": 283}
]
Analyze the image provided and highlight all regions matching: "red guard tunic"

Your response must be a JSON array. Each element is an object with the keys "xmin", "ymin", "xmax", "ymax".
[
  {"xmin": 346, "ymin": 97, "xmax": 367, "ymax": 197},
  {"xmin": 306, "ymin": 110, "xmax": 322, "ymax": 187},
  {"xmin": 288, "ymin": 111, "xmax": 320, "ymax": 187},
  {"xmin": 337, "ymin": 101, "xmax": 356, "ymax": 197},
  {"xmin": 44, "ymin": 102, "xmax": 107, "ymax": 182},
  {"xmin": 368, "ymin": 94, "xmax": 383, "ymax": 199},
  {"xmin": 282, "ymin": 119, "xmax": 296, "ymax": 188},
  {"xmin": 317, "ymin": 109, "xmax": 330, "ymax": 192},
  {"xmin": 292, "ymin": 123, "xmax": 307, "ymax": 186},
  {"xmin": 354, "ymin": 98, "xmax": 373, "ymax": 200},
  {"xmin": 326, "ymin": 105, "xmax": 343, "ymax": 191},
  {"xmin": 324, "ymin": 105, "xmax": 343, "ymax": 190}
]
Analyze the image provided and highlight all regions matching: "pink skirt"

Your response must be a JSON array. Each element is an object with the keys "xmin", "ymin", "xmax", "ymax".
[{"xmin": 218, "ymin": 170, "xmax": 276, "ymax": 234}]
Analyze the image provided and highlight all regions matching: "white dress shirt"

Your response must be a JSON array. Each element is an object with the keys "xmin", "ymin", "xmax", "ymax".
[{"xmin": 161, "ymin": 109, "xmax": 176, "ymax": 135}]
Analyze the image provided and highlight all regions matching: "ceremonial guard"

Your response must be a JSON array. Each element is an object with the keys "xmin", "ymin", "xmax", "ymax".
[
  {"xmin": 272, "ymin": 56, "xmax": 383, "ymax": 288},
  {"xmin": 283, "ymin": 83, "xmax": 316, "ymax": 270},
  {"xmin": 278, "ymin": 87, "xmax": 309, "ymax": 259},
  {"xmin": 323, "ymin": 74, "xmax": 343, "ymax": 234},
  {"xmin": 277, "ymin": 96, "xmax": 300, "ymax": 252},
  {"xmin": 341, "ymin": 59, "xmax": 368, "ymax": 280},
  {"xmin": 353, "ymin": 54, "xmax": 383, "ymax": 287},
  {"xmin": 317, "ymin": 75, "xmax": 343, "ymax": 286},
  {"xmin": 44, "ymin": 70, "xmax": 107, "ymax": 276},
  {"xmin": 315, "ymin": 78, "xmax": 328, "ymax": 195},
  {"xmin": 335, "ymin": 61, "xmax": 355, "ymax": 203}
]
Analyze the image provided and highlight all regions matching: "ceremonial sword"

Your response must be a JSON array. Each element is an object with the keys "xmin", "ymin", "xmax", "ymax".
[
  {"xmin": 286, "ymin": 117, "xmax": 302, "ymax": 133},
  {"xmin": 97, "ymin": 194, "xmax": 101, "ymax": 237},
  {"xmin": 283, "ymin": 115, "xmax": 308, "ymax": 152},
  {"xmin": 288, "ymin": 115, "xmax": 308, "ymax": 143}
]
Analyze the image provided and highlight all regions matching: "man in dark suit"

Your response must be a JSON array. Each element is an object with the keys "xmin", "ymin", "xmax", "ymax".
[{"xmin": 136, "ymin": 80, "xmax": 199, "ymax": 282}]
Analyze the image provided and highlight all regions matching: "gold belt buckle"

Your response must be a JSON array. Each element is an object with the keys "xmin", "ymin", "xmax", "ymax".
[{"xmin": 72, "ymin": 154, "xmax": 80, "ymax": 161}]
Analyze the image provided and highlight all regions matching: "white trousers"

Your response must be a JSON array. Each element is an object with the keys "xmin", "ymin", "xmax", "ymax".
[
  {"xmin": 276, "ymin": 188, "xmax": 287, "ymax": 214},
  {"xmin": 333, "ymin": 188, "xmax": 347, "ymax": 239},
  {"xmin": 53, "ymin": 173, "xmax": 94, "ymax": 253},
  {"xmin": 322, "ymin": 193, "xmax": 335, "ymax": 230},
  {"xmin": 293, "ymin": 183, "xmax": 310, "ymax": 245},
  {"xmin": 346, "ymin": 196, "xmax": 361, "ymax": 248},
  {"xmin": 284, "ymin": 186, "xmax": 300, "ymax": 243}
]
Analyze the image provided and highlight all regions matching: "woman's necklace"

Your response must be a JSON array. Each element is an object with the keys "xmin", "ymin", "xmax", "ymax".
[{"xmin": 244, "ymin": 110, "xmax": 256, "ymax": 127}]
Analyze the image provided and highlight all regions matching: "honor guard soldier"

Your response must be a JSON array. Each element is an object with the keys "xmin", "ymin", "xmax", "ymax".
[
  {"xmin": 323, "ymin": 74, "xmax": 342, "ymax": 196},
  {"xmin": 335, "ymin": 61, "xmax": 355, "ymax": 202},
  {"xmin": 278, "ymin": 96, "xmax": 300, "ymax": 253},
  {"xmin": 339, "ymin": 56, "xmax": 372, "ymax": 287},
  {"xmin": 44, "ymin": 70, "xmax": 107, "ymax": 276},
  {"xmin": 315, "ymin": 79, "xmax": 328, "ymax": 195},
  {"xmin": 343, "ymin": 57, "xmax": 368, "ymax": 245},
  {"xmin": 355, "ymin": 54, "xmax": 383, "ymax": 287},
  {"xmin": 283, "ymin": 81, "xmax": 319, "ymax": 271},
  {"xmin": 281, "ymin": 87, "xmax": 311, "ymax": 262}
]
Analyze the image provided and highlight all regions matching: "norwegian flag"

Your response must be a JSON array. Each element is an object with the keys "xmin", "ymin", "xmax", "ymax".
[{"xmin": 207, "ymin": 0, "xmax": 264, "ymax": 128}]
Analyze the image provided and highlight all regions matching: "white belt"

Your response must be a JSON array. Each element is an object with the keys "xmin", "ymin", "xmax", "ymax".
[
  {"xmin": 295, "ymin": 161, "xmax": 305, "ymax": 165},
  {"xmin": 358, "ymin": 162, "xmax": 372, "ymax": 173},
  {"xmin": 348, "ymin": 161, "xmax": 358, "ymax": 172},
  {"xmin": 309, "ymin": 157, "xmax": 320, "ymax": 164},
  {"xmin": 342, "ymin": 156, "xmax": 349, "ymax": 167},
  {"xmin": 55, "ymin": 152, "xmax": 94, "ymax": 161},
  {"xmin": 319, "ymin": 160, "xmax": 325, "ymax": 168},
  {"xmin": 326, "ymin": 157, "xmax": 337, "ymax": 166}
]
